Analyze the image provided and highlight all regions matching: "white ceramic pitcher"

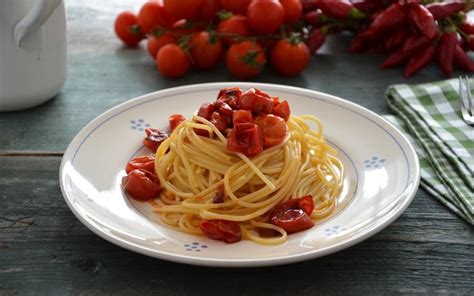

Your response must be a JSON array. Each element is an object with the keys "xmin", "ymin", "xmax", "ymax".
[{"xmin": 0, "ymin": 0, "xmax": 66, "ymax": 111}]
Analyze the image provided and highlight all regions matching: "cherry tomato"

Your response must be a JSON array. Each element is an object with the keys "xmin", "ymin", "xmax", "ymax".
[
  {"xmin": 268, "ymin": 195, "xmax": 314, "ymax": 218},
  {"xmin": 255, "ymin": 114, "xmax": 287, "ymax": 147},
  {"xmin": 137, "ymin": 2, "xmax": 173, "ymax": 35},
  {"xmin": 217, "ymin": 15, "xmax": 250, "ymax": 45},
  {"xmin": 219, "ymin": 0, "xmax": 251, "ymax": 14},
  {"xmin": 226, "ymin": 41, "xmax": 266, "ymax": 79},
  {"xmin": 189, "ymin": 31, "xmax": 224, "ymax": 70},
  {"xmin": 280, "ymin": 0, "xmax": 302, "ymax": 23},
  {"xmin": 114, "ymin": 12, "xmax": 144, "ymax": 47},
  {"xmin": 297, "ymin": 195, "xmax": 314, "ymax": 215},
  {"xmin": 247, "ymin": 0, "xmax": 284, "ymax": 34},
  {"xmin": 125, "ymin": 155, "xmax": 156, "ymax": 174},
  {"xmin": 123, "ymin": 169, "xmax": 162, "ymax": 201},
  {"xmin": 156, "ymin": 44, "xmax": 190, "ymax": 78},
  {"xmin": 197, "ymin": 102, "xmax": 215, "ymax": 119},
  {"xmin": 233, "ymin": 110, "xmax": 253, "ymax": 124},
  {"xmin": 271, "ymin": 39, "xmax": 310, "ymax": 76},
  {"xmin": 171, "ymin": 19, "xmax": 203, "ymax": 39},
  {"xmin": 217, "ymin": 87, "xmax": 243, "ymax": 109},
  {"xmin": 271, "ymin": 208, "xmax": 314, "ymax": 234},
  {"xmin": 147, "ymin": 33, "xmax": 175, "ymax": 59},
  {"xmin": 272, "ymin": 100, "xmax": 290, "ymax": 121},
  {"xmin": 143, "ymin": 128, "xmax": 169, "ymax": 152},
  {"xmin": 227, "ymin": 122, "xmax": 263, "ymax": 156},
  {"xmin": 164, "ymin": 0, "xmax": 202, "ymax": 20},
  {"xmin": 199, "ymin": 219, "xmax": 242, "ymax": 243},
  {"xmin": 239, "ymin": 88, "xmax": 274, "ymax": 114},
  {"xmin": 209, "ymin": 112, "xmax": 227, "ymax": 132},
  {"xmin": 169, "ymin": 114, "xmax": 185, "ymax": 131},
  {"xmin": 199, "ymin": 0, "xmax": 221, "ymax": 20}
]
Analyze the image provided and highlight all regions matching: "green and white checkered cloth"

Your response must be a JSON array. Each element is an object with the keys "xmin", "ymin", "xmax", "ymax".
[{"xmin": 385, "ymin": 79, "xmax": 473, "ymax": 225}]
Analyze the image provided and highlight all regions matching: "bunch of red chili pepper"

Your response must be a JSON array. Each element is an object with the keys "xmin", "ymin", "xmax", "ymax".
[{"xmin": 303, "ymin": 0, "xmax": 474, "ymax": 77}]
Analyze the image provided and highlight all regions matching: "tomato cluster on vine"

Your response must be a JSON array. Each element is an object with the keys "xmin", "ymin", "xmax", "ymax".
[{"xmin": 114, "ymin": 0, "xmax": 474, "ymax": 79}]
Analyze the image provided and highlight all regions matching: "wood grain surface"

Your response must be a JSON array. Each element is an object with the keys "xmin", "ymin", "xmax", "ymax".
[{"xmin": 0, "ymin": 1, "xmax": 472, "ymax": 295}]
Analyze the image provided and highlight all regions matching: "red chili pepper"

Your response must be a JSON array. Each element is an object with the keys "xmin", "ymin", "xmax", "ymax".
[
  {"xmin": 380, "ymin": 50, "xmax": 410, "ymax": 69},
  {"xmin": 437, "ymin": 31, "xmax": 458, "ymax": 77},
  {"xmin": 426, "ymin": 1, "xmax": 466, "ymax": 19},
  {"xmin": 306, "ymin": 29, "xmax": 326, "ymax": 54},
  {"xmin": 453, "ymin": 44, "xmax": 474, "ymax": 72},
  {"xmin": 402, "ymin": 33, "xmax": 431, "ymax": 54},
  {"xmin": 461, "ymin": 20, "xmax": 474, "ymax": 34},
  {"xmin": 365, "ymin": 3, "xmax": 407, "ymax": 37},
  {"xmin": 315, "ymin": 0, "xmax": 366, "ymax": 20},
  {"xmin": 350, "ymin": 0, "xmax": 385, "ymax": 13},
  {"xmin": 409, "ymin": 4, "xmax": 438, "ymax": 40},
  {"xmin": 404, "ymin": 44, "xmax": 436, "ymax": 77},
  {"xmin": 384, "ymin": 28, "xmax": 408, "ymax": 51}
]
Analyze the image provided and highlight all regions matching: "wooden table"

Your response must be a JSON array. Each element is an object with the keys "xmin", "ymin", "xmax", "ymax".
[{"xmin": 1, "ymin": 1, "xmax": 473, "ymax": 294}]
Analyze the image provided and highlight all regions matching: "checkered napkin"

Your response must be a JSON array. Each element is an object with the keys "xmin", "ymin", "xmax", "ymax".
[{"xmin": 385, "ymin": 79, "xmax": 473, "ymax": 225}]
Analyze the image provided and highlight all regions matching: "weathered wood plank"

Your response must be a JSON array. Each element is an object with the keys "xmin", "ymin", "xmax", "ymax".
[{"xmin": 0, "ymin": 156, "xmax": 472, "ymax": 295}]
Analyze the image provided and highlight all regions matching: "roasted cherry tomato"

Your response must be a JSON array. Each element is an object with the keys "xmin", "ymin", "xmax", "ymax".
[
  {"xmin": 123, "ymin": 169, "xmax": 162, "ymax": 201},
  {"xmin": 114, "ymin": 12, "xmax": 144, "ymax": 47},
  {"xmin": 169, "ymin": 114, "xmax": 185, "ymax": 131},
  {"xmin": 164, "ymin": 0, "xmax": 202, "ymax": 20},
  {"xmin": 143, "ymin": 128, "xmax": 169, "ymax": 152},
  {"xmin": 189, "ymin": 31, "xmax": 224, "ymax": 70},
  {"xmin": 217, "ymin": 15, "xmax": 251, "ymax": 46},
  {"xmin": 227, "ymin": 122, "xmax": 263, "ymax": 156},
  {"xmin": 226, "ymin": 41, "xmax": 266, "ymax": 79},
  {"xmin": 210, "ymin": 111, "xmax": 228, "ymax": 133},
  {"xmin": 147, "ymin": 33, "xmax": 175, "ymax": 59},
  {"xmin": 247, "ymin": 0, "xmax": 284, "ymax": 34},
  {"xmin": 233, "ymin": 110, "xmax": 253, "ymax": 124},
  {"xmin": 198, "ymin": 102, "xmax": 216, "ymax": 120},
  {"xmin": 217, "ymin": 87, "xmax": 243, "ymax": 109},
  {"xmin": 125, "ymin": 155, "xmax": 156, "ymax": 174},
  {"xmin": 297, "ymin": 195, "xmax": 314, "ymax": 215},
  {"xmin": 269, "ymin": 195, "xmax": 314, "ymax": 217},
  {"xmin": 137, "ymin": 2, "xmax": 173, "ymax": 35},
  {"xmin": 255, "ymin": 114, "xmax": 287, "ymax": 147},
  {"xmin": 272, "ymin": 100, "xmax": 290, "ymax": 121},
  {"xmin": 156, "ymin": 44, "xmax": 190, "ymax": 78},
  {"xmin": 214, "ymin": 101, "xmax": 234, "ymax": 116},
  {"xmin": 239, "ymin": 88, "xmax": 274, "ymax": 114},
  {"xmin": 199, "ymin": 219, "xmax": 242, "ymax": 243},
  {"xmin": 271, "ymin": 39, "xmax": 310, "ymax": 76},
  {"xmin": 271, "ymin": 208, "xmax": 314, "ymax": 234}
]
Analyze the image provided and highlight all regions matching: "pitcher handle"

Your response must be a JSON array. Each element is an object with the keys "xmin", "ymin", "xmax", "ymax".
[{"xmin": 14, "ymin": 0, "xmax": 62, "ymax": 47}]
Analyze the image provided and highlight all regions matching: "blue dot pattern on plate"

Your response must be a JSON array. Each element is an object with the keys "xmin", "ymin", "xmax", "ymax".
[
  {"xmin": 130, "ymin": 119, "xmax": 151, "ymax": 132},
  {"xmin": 364, "ymin": 156, "xmax": 386, "ymax": 169},
  {"xmin": 183, "ymin": 242, "xmax": 208, "ymax": 252},
  {"xmin": 324, "ymin": 225, "xmax": 346, "ymax": 237}
]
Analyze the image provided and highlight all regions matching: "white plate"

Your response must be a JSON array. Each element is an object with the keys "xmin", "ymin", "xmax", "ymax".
[{"xmin": 60, "ymin": 83, "xmax": 420, "ymax": 267}]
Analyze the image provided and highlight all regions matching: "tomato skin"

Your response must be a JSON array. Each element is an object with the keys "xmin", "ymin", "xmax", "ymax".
[
  {"xmin": 199, "ymin": 219, "xmax": 242, "ymax": 243},
  {"xmin": 123, "ymin": 169, "xmax": 162, "ymax": 201},
  {"xmin": 199, "ymin": 0, "xmax": 221, "ymax": 20},
  {"xmin": 247, "ymin": 0, "xmax": 284, "ymax": 34},
  {"xmin": 219, "ymin": 0, "xmax": 251, "ymax": 14},
  {"xmin": 255, "ymin": 114, "xmax": 287, "ymax": 147},
  {"xmin": 114, "ymin": 12, "xmax": 144, "ymax": 46},
  {"xmin": 171, "ymin": 19, "xmax": 203, "ymax": 39},
  {"xmin": 169, "ymin": 114, "xmax": 186, "ymax": 131},
  {"xmin": 137, "ymin": 2, "xmax": 173, "ymax": 35},
  {"xmin": 271, "ymin": 39, "xmax": 310, "ymax": 76},
  {"xmin": 280, "ymin": 0, "xmax": 302, "ymax": 23},
  {"xmin": 143, "ymin": 128, "xmax": 169, "ymax": 152},
  {"xmin": 226, "ymin": 41, "xmax": 266, "ymax": 79},
  {"xmin": 271, "ymin": 208, "xmax": 314, "ymax": 234},
  {"xmin": 217, "ymin": 15, "xmax": 250, "ymax": 45},
  {"xmin": 147, "ymin": 33, "xmax": 175, "ymax": 59},
  {"xmin": 239, "ymin": 88, "xmax": 274, "ymax": 114},
  {"xmin": 217, "ymin": 87, "xmax": 243, "ymax": 109},
  {"xmin": 272, "ymin": 100, "xmax": 290, "ymax": 121},
  {"xmin": 189, "ymin": 31, "xmax": 224, "ymax": 70},
  {"xmin": 126, "ymin": 155, "xmax": 156, "ymax": 174},
  {"xmin": 164, "ymin": 0, "xmax": 203, "ymax": 20},
  {"xmin": 197, "ymin": 102, "xmax": 216, "ymax": 119},
  {"xmin": 227, "ymin": 122, "xmax": 263, "ymax": 156},
  {"xmin": 156, "ymin": 44, "xmax": 190, "ymax": 78},
  {"xmin": 210, "ymin": 111, "xmax": 228, "ymax": 132},
  {"xmin": 233, "ymin": 110, "xmax": 253, "ymax": 124}
]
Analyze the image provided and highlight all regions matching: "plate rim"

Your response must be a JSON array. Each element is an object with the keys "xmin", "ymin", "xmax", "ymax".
[{"xmin": 59, "ymin": 82, "xmax": 420, "ymax": 267}]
